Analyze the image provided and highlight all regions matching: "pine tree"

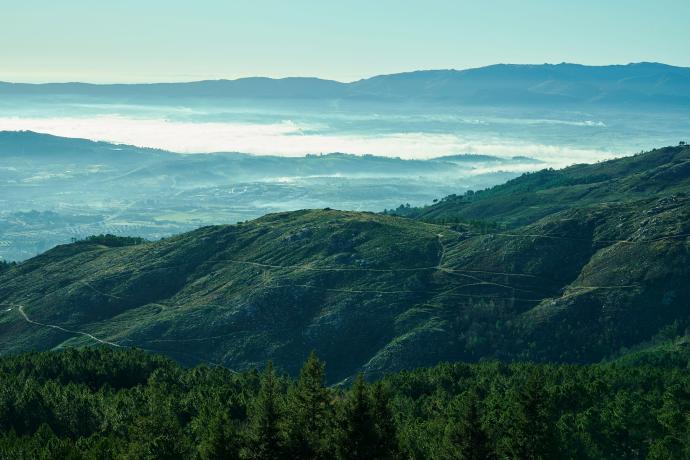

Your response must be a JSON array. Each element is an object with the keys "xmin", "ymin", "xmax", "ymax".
[
  {"xmin": 444, "ymin": 389, "xmax": 491, "ymax": 460},
  {"xmin": 126, "ymin": 411, "xmax": 191, "ymax": 460},
  {"xmin": 336, "ymin": 373, "xmax": 376, "ymax": 460},
  {"xmin": 507, "ymin": 370, "xmax": 557, "ymax": 460},
  {"xmin": 645, "ymin": 384, "xmax": 689, "ymax": 459},
  {"xmin": 370, "ymin": 381, "xmax": 399, "ymax": 459},
  {"xmin": 285, "ymin": 352, "xmax": 333, "ymax": 459},
  {"xmin": 198, "ymin": 411, "xmax": 241, "ymax": 460},
  {"xmin": 247, "ymin": 362, "xmax": 284, "ymax": 460}
]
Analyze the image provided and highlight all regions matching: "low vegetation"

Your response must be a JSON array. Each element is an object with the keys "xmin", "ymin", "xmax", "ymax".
[
  {"xmin": 77, "ymin": 234, "xmax": 147, "ymax": 248},
  {"xmin": 0, "ymin": 261, "xmax": 13, "ymax": 274}
]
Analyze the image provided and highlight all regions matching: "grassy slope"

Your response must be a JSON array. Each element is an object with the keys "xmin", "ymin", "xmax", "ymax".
[
  {"xmin": 0, "ymin": 211, "xmax": 454, "ymax": 380},
  {"xmin": 1, "ymin": 147, "xmax": 689, "ymax": 380},
  {"xmin": 405, "ymin": 145, "xmax": 690, "ymax": 225}
]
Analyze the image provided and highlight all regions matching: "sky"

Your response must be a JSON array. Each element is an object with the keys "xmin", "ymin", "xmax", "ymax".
[{"xmin": 1, "ymin": 0, "xmax": 690, "ymax": 83}]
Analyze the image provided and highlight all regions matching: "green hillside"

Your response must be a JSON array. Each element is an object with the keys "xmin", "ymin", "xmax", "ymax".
[
  {"xmin": 1, "ymin": 146, "xmax": 690, "ymax": 380},
  {"xmin": 398, "ymin": 144, "xmax": 690, "ymax": 225}
]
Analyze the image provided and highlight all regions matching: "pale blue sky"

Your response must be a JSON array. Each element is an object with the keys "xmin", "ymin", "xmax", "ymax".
[{"xmin": 2, "ymin": 0, "xmax": 689, "ymax": 83}]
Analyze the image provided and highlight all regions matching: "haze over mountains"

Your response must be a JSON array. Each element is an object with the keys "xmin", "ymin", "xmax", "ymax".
[
  {"xmin": 3, "ymin": 62, "xmax": 690, "ymax": 106},
  {"xmin": 0, "ymin": 131, "xmax": 536, "ymax": 261},
  {"xmin": 2, "ymin": 63, "xmax": 689, "ymax": 169}
]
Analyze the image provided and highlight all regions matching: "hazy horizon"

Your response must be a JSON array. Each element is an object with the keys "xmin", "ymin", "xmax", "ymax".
[
  {"xmin": 3, "ymin": 1, "xmax": 690, "ymax": 83},
  {"xmin": 1, "ymin": 61, "xmax": 686, "ymax": 85}
]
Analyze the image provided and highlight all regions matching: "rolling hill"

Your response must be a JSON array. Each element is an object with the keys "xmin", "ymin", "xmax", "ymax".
[{"xmin": 1, "ymin": 144, "xmax": 689, "ymax": 381}]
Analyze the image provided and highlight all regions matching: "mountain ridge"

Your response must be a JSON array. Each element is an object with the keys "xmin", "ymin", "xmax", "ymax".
[
  {"xmin": 3, "ymin": 62, "xmax": 690, "ymax": 106},
  {"xmin": 1, "ymin": 144, "xmax": 689, "ymax": 380},
  {"xmin": 3, "ymin": 62, "xmax": 686, "ymax": 86}
]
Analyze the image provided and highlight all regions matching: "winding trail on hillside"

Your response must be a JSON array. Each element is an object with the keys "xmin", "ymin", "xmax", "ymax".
[
  {"xmin": 448, "ymin": 230, "xmax": 690, "ymax": 246},
  {"xmin": 0, "ymin": 223, "xmax": 659, "ymax": 369},
  {"xmin": 213, "ymin": 257, "xmax": 549, "ymax": 280},
  {"xmin": 2, "ymin": 301, "xmax": 236, "ymax": 372},
  {"xmin": 213, "ymin": 258, "xmax": 440, "ymax": 273},
  {"xmin": 77, "ymin": 280, "xmax": 123, "ymax": 300},
  {"xmin": 11, "ymin": 303, "xmax": 123, "ymax": 348},
  {"xmin": 269, "ymin": 284, "xmax": 546, "ymax": 302}
]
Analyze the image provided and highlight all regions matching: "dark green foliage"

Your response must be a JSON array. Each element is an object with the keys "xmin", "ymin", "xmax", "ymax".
[
  {"xmin": 505, "ymin": 370, "xmax": 557, "ymax": 459},
  {"xmin": 0, "ymin": 260, "xmax": 14, "ymax": 274},
  {"xmin": 335, "ymin": 376, "xmax": 398, "ymax": 460},
  {"xmin": 284, "ymin": 352, "xmax": 333, "ymax": 459},
  {"xmin": 126, "ymin": 408, "xmax": 191, "ymax": 460},
  {"xmin": 0, "ymin": 348, "xmax": 688, "ymax": 458},
  {"xmin": 80, "ymin": 234, "xmax": 146, "ymax": 247},
  {"xmin": 198, "ymin": 412, "xmax": 241, "ymax": 460},
  {"xmin": 246, "ymin": 362, "xmax": 285, "ymax": 460},
  {"xmin": 443, "ymin": 389, "xmax": 490, "ymax": 460},
  {"xmin": 369, "ymin": 381, "xmax": 399, "ymax": 460},
  {"xmin": 335, "ymin": 374, "xmax": 377, "ymax": 460},
  {"xmin": 0, "ymin": 424, "xmax": 82, "ymax": 460}
]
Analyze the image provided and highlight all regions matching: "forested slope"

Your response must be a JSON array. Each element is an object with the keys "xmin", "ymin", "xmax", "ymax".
[{"xmin": 1, "ymin": 348, "xmax": 688, "ymax": 459}]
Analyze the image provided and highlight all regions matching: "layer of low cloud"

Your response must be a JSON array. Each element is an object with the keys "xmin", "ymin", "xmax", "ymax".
[{"xmin": 0, "ymin": 115, "xmax": 616, "ymax": 167}]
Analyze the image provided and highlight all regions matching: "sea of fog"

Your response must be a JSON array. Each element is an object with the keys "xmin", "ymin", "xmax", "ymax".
[
  {"xmin": 1, "ymin": 96, "xmax": 688, "ymax": 167},
  {"xmin": 1, "ymin": 96, "xmax": 689, "ymax": 261}
]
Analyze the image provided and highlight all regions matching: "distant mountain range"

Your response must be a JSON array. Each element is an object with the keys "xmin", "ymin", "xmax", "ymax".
[
  {"xmin": 2, "ymin": 62, "xmax": 690, "ymax": 107},
  {"xmin": 1, "ymin": 142, "xmax": 688, "ymax": 380}
]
